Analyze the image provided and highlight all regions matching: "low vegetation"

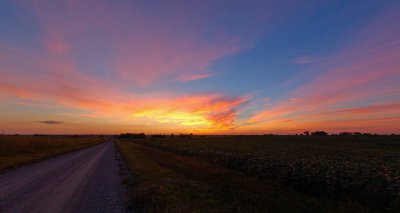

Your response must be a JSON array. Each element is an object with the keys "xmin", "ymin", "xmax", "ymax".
[
  {"xmin": 116, "ymin": 139, "xmax": 371, "ymax": 212},
  {"xmin": 129, "ymin": 135, "xmax": 400, "ymax": 212},
  {"xmin": 0, "ymin": 135, "xmax": 105, "ymax": 172}
]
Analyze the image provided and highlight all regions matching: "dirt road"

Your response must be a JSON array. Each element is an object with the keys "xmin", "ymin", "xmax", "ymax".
[{"xmin": 0, "ymin": 141, "xmax": 128, "ymax": 213}]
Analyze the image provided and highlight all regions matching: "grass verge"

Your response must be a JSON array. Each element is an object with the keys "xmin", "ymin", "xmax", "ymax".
[
  {"xmin": 0, "ymin": 135, "xmax": 105, "ymax": 172},
  {"xmin": 116, "ymin": 139, "xmax": 369, "ymax": 212}
]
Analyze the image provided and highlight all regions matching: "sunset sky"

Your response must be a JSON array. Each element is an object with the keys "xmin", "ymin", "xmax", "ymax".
[{"xmin": 0, "ymin": 0, "xmax": 399, "ymax": 134}]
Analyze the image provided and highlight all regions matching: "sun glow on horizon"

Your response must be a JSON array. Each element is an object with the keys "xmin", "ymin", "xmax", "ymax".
[{"xmin": 133, "ymin": 110, "xmax": 213, "ymax": 127}]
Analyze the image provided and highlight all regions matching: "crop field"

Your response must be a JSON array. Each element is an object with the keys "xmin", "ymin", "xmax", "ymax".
[
  {"xmin": 119, "ymin": 135, "xmax": 400, "ymax": 212},
  {"xmin": 0, "ymin": 135, "xmax": 105, "ymax": 172}
]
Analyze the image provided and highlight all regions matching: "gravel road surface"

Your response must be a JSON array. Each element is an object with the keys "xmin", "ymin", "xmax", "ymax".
[{"xmin": 0, "ymin": 141, "xmax": 128, "ymax": 213}]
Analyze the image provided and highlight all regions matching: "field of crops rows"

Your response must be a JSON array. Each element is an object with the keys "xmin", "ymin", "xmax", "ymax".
[{"xmin": 133, "ymin": 135, "xmax": 400, "ymax": 211}]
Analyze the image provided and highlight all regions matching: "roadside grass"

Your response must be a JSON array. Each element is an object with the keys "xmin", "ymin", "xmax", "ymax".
[
  {"xmin": 116, "ymin": 140, "xmax": 369, "ymax": 212},
  {"xmin": 0, "ymin": 135, "xmax": 105, "ymax": 172}
]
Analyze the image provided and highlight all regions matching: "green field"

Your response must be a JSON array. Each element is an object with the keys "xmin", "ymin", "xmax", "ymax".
[
  {"xmin": 0, "ymin": 135, "xmax": 105, "ymax": 172},
  {"xmin": 117, "ymin": 135, "xmax": 400, "ymax": 212}
]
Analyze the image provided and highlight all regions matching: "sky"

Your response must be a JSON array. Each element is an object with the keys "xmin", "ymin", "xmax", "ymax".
[{"xmin": 0, "ymin": 0, "xmax": 399, "ymax": 134}]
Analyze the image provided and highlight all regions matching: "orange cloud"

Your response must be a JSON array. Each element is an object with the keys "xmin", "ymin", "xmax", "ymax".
[
  {"xmin": 130, "ymin": 95, "xmax": 247, "ymax": 130},
  {"xmin": 0, "ymin": 43, "xmax": 247, "ymax": 132}
]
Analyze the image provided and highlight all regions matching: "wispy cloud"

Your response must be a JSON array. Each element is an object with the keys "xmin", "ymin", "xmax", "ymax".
[
  {"xmin": 38, "ymin": 120, "xmax": 63, "ymax": 125},
  {"xmin": 177, "ymin": 73, "xmax": 215, "ymax": 82},
  {"xmin": 294, "ymin": 56, "xmax": 316, "ymax": 64}
]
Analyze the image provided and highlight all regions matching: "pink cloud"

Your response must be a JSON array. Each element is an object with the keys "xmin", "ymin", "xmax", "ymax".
[
  {"xmin": 177, "ymin": 73, "xmax": 215, "ymax": 82},
  {"xmin": 16, "ymin": 0, "xmax": 284, "ymax": 86},
  {"xmin": 325, "ymin": 102, "xmax": 400, "ymax": 115}
]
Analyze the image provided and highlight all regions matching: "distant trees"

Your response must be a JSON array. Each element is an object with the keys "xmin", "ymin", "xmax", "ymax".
[
  {"xmin": 118, "ymin": 133, "xmax": 146, "ymax": 139},
  {"xmin": 302, "ymin": 131, "xmax": 379, "ymax": 136},
  {"xmin": 177, "ymin": 133, "xmax": 193, "ymax": 138},
  {"xmin": 118, "ymin": 133, "xmax": 195, "ymax": 139},
  {"xmin": 151, "ymin": 134, "xmax": 167, "ymax": 139},
  {"xmin": 302, "ymin": 131, "xmax": 328, "ymax": 136},
  {"xmin": 151, "ymin": 133, "xmax": 194, "ymax": 139},
  {"xmin": 338, "ymin": 132, "xmax": 374, "ymax": 136},
  {"xmin": 310, "ymin": 131, "xmax": 328, "ymax": 136},
  {"xmin": 339, "ymin": 132, "xmax": 352, "ymax": 136}
]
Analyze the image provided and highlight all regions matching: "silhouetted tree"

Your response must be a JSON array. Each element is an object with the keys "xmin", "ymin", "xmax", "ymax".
[
  {"xmin": 304, "ymin": 131, "xmax": 310, "ymax": 136},
  {"xmin": 151, "ymin": 134, "xmax": 166, "ymax": 139},
  {"xmin": 177, "ymin": 133, "xmax": 193, "ymax": 138},
  {"xmin": 311, "ymin": 131, "xmax": 328, "ymax": 136},
  {"xmin": 339, "ymin": 132, "xmax": 352, "ymax": 136}
]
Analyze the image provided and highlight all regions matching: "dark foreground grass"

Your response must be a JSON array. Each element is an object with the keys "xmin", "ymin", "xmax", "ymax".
[
  {"xmin": 116, "ymin": 140, "xmax": 369, "ymax": 212},
  {"xmin": 134, "ymin": 135, "xmax": 400, "ymax": 212},
  {"xmin": 0, "ymin": 135, "xmax": 105, "ymax": 172}
]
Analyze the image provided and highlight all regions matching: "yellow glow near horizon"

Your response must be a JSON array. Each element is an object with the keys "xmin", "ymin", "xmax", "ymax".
[{"xmin": 133, "ymin": 109, "xmax": 213, "ymax": 127}]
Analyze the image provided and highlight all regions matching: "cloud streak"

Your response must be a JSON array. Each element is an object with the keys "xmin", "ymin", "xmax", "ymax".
[
  {"xmin": 177, "ymin": 73, "xmax": 215, "ymax": 82},
  {"xmin": 294, "ymin": 56, "xmax": 316, "ymax": 64},
  {"xmin": 38, "ymin": 121, "xmax": 63, "ymax": 125}
]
